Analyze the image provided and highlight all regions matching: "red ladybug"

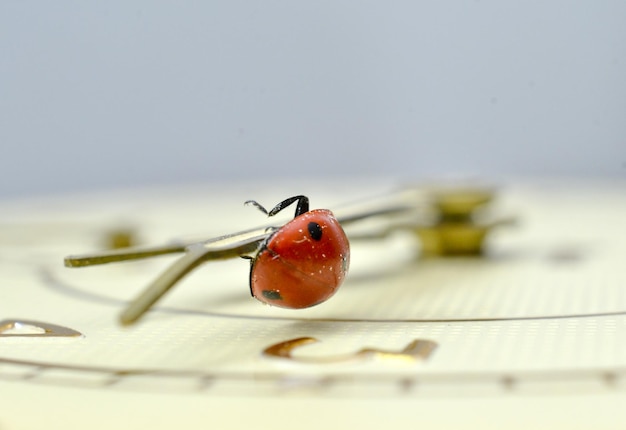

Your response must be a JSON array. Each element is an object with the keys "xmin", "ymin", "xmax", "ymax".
[{"xmin": 245, "ymin": 195, "xmax": 350, "ymax": 309}]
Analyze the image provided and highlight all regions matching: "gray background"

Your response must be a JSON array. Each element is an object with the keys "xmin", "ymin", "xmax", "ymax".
[{"xmin": 1, "ymin": 1, "xmax": 625, "ymax": 199}]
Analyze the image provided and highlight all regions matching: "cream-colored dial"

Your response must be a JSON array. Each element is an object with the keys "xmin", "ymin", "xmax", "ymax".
[{"xmin": 2, "ymin": 180, "xmax": 625, "ymax": 429}]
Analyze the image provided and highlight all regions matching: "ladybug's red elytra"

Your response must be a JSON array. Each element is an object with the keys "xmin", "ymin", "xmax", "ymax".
[{"xmin": 245, "ymin": 195, "xmax": 350, "ymax": 309}]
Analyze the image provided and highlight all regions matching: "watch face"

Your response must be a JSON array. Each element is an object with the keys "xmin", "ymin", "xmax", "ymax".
[{"xmin": 2, "ymin": 180, "xmax": 626, "ymax": 428}]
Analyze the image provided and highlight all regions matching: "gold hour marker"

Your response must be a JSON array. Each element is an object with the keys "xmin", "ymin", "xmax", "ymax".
[
  {"xmin": 0, "ymin": 319, "xmax": 82, "ymax": 337},
  {"xmin": 263, "ymin": 337, "xmax": 437, "ymax": 364},
  {"xmin": 414, "ymin": 188, "xmax": 514, "ymax": 256}
]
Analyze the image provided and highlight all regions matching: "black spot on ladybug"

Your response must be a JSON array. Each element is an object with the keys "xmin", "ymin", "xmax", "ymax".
[
  {"xmin": 307, "ymin": 222, "xmax": 323, "ymax": 241},
  {"xmin": 262, "ymin": 290, "xmax": 283, "ymax": 300}
]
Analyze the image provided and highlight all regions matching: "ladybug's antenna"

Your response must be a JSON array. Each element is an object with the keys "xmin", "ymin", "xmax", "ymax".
[{"xmin": 245, "ymin": 195, "xmax": 309, "ymax": 219}]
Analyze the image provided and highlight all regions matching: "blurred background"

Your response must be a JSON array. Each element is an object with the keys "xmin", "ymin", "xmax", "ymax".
[{"xmin": 1, "ymin": 1, "xmax": 624, "ymax": 200}]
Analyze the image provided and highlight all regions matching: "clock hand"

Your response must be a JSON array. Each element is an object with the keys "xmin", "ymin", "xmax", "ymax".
[
  {"xmin": 120, "ymin": 234, "xmax": 267, "ymax": 325},
  {"xmin": 63, "ymin": 226, "xmax": 273, "ymax": 267}
]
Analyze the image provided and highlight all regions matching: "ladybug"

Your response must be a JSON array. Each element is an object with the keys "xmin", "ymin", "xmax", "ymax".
[{"xmin": 245, "ymin": 195, "xmax": 350, "ymax": 309}]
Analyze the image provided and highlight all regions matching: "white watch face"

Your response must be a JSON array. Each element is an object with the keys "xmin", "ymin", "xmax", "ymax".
[{"xmin": 2, "ymin": 179, "xmax": 626, "ymax": 428}]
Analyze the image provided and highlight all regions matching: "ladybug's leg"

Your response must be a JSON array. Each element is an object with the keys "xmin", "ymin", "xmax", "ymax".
[
  {"xmin": 244, "ymin": 200, "xmax": 270, "ymax": 215},
  {"xmin": 245, "ymin": 195, "xmax": 310, "ymax": 219},
  {"xmin": 269, "ymin": 195, "xmax": 309, "ymax": 217}
]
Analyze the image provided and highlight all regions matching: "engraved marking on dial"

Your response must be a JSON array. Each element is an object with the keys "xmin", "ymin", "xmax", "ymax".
[
  {"xmin": 43, "ymin": 268, "xmax": 626, "ymax": 324},
  {"xmin": 0, "ymin": 319, "xmax": 82, "ymax": 337},
  {"xmin": 0, "ymin": 356, "xmax": 623, "ymax": 395},
  {"xmin": 262, "ymin": 337, "xmax": 438, "ymax": 364},
  {"xmin": 501, "ymin": 375, "xmax": 516, "ymax": 391}
]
